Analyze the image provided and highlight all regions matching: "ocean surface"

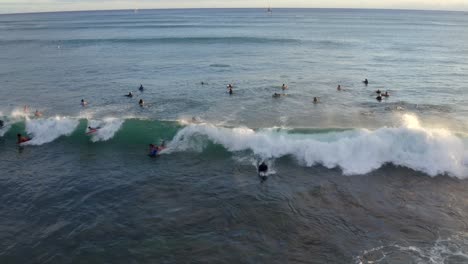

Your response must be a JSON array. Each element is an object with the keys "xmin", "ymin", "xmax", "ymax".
[{"xmin": 1, "ymin": 8, "xmax": 468, "ymax": 263}]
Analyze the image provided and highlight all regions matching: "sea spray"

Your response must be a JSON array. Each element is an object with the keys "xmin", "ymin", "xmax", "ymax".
[{"xmin": 24, "ymin": 116, "xmax": 79, "ymax": 145}]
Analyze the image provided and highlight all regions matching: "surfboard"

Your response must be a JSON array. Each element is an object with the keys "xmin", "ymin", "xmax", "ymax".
[{"xmin": 86, "ymin": 129, "xmax": 98, "ymax": 135}]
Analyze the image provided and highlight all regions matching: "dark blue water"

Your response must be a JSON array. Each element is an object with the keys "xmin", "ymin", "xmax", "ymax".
[{"xmin": 1, "ymin": 9, "xmax": 468, "ymax": 263}]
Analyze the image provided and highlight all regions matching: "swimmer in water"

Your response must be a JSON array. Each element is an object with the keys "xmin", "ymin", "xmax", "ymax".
[
  {"xmin": 17, "ymin": 133, "xmax": 30, "ymax": 144},
  {"xmin": 313, "ymin": 97, "xmax": 318, "ymax": 103},
  {"xmin": 282, "ymin": 84, "xmax": 288, "ymax": 91},
  {"xmin": 337, "ymin": 85, "xmax": 342, "ymax": 91},
  {"xmin": 376, "ymin": 95, "xmax": 382, "ymax": 101},
  {"xmin": 376, "ymin": 89, "xmax": 381, "ymax": 94},
  {"xmin": 34, "ymin": 110, "xmax": 43, "ymax": 117},
  {"xmin": 273, "ymin": 93, "xmax": 281, "ymax": 98},
  {"xmin": 363, "ymin": 79, "xmax": 369, "ymax": 85},
  {"xmin": 126, "ymin": 92, "xmax": 133, "ymax": 98},
  {"xmin": 81, "ymin": 99, "xmax": 88, "ymax": 107},
  {"xmin": 227, "ymin": 84, "xmax": 233, "ymax": 89},
  {"xmin": 139, "ymin": 84, "xmax": 144, "ymax": 91},
  {"xmin": 139, "ymin": 99, "xmax": 144, "ymax": 107}
]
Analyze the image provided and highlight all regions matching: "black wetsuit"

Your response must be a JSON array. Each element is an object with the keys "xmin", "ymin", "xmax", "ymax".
[{"xmin": 258, "ymin": 163, "xmax": 268, "ymax": 173}]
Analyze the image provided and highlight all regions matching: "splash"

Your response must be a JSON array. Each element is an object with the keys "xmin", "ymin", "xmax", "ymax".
[
  {"xmin": 24, "ymin": 116, "xmax": 79, "ymax": 145},
  {"xmin": 87, "ymin": 118, "xmax": 124, "ymax": 142}
]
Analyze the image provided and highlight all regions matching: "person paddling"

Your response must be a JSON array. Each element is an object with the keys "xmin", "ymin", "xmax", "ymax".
[{"xmin": 17, "ymin": 133, "xmax": 30, "ymax": 144}]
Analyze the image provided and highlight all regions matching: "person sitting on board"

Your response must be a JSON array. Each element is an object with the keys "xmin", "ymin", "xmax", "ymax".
[
  {"xmin": 282, "ymin": 84, "xmax": 288, "ymax": 91},
  {"xmin": 363, "ymin": 79, "xmax": 369, "ymax": 85},
  {"xmin": 81, "ymin": 99, "xmax": 88, "ymax": 107},
  {"xmin": 126, "ymin": 92, "xmax": 133, "ymax": 98},
  {"xmin": 139, "ymin": 99, "xmax": 144, "ymax": 107},
  {"xmin": 258, "ymin": 162, "xmax": 268, "ymax": 174},
  {"xmin": 139, "ymin": 84, "xmax": 144, "ymax": 91},
  {"xmin": 376, "ymin": 89, "xmax": 381, "ymax": 94},
  {"xmin": 337, "ymin": 85, "xmax": 342, "ymax": 91},
  {"xmin": 382, "ymin": 91, "xmax": 390, "ymax": 97},
  {"xmin": 17, "ymin": 133, "xmax": 30, "ymax": 144},
  {"xmin": 313, "ymin": 97, "xmax": 319, "ymax": 103}
]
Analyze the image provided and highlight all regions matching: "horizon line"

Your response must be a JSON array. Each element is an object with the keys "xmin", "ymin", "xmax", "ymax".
[{"xmin": 1, "ymin": 7, "xmax": 467, "ymax": 16}]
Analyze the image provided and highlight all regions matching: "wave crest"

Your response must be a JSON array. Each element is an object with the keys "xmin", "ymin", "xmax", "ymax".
[{"xmin": 169, "ymin": 114, "xmax": 467, "ymax": 178}]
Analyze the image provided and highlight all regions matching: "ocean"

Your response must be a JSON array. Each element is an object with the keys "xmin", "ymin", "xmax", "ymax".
[{"xmin": 0, "ymin": 8, "xmax": 468, "ymax": 263}]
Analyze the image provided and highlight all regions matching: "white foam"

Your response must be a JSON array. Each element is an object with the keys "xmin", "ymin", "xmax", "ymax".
[
  {"xmin": 168, "ymin": 114, "xmax": 468, "ymax": 178},
  {"xmin": 88, "ymin": 118, "xmax": 124, "ymax": 142},
  {"xmin": 356, "ymin": 234, "xmax": 468, "ymax": 264},
  {"xmin": 24, "ymin": 116, "xmax": 79, "ymax": 145},
  {"xmin": 0, "ymin": 123, "xmax": 10, "ymax": 137}
]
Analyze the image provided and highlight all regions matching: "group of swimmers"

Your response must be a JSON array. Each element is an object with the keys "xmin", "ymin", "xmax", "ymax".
[
  {"xmin": 336, "ymin": 79, "xmax": 390, "ymax": 101},
  {"xmin": 80, "ymin": 84, "xmax": 146, "ymax": 108}
]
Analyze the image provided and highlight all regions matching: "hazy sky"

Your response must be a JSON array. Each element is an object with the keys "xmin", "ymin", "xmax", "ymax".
[{"xmin": 1, "ymin": 0, "xmax": 467, "ymax": 14}]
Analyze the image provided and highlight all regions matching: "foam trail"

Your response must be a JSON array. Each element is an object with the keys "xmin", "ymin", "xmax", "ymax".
[
  {"xmin": 169, "ymin": 114, "xmax": 468, "ymax": 178},
  {"xmin": 88, "ymin": 118, "xmax": 124, "ymax": 142},
  {"xmin": 24, "ymin": 116, "xmax": 79, "ymax": 145}
]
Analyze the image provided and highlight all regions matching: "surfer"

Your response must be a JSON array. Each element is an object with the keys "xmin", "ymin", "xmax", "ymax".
[
  {"xmin": 273, "ymin": 93, "xmax": 282, "ymax": 98},
  {"xmin": 126, "ymin": 92, "xmax": 133, "ymax": 98},
  {"xmin": 148, "ymin": 144, "xmax": 159, "ymax": 157},
  {"xmin": 376, "ymin": 89, "xmax": 381, "ymax": 94},
  {"xmin": 81, "ymin": 99, "xmax": 88, "ymax": 107},
  {"xmin": 363, "ymin": 79, "xmax": 369, "ymax": 85},
  {"xmin": 313, "ymin": 97, "xmax": 318, "ymax": 103},
  {"xmin": 148, "ymin": 143, "xmax": 165, "ymax": 157},
  {"xmin": 337, "ymin": 85, "xmax": 341, "ymax": 91},
  {"xmin": 382, "ymin": 91, "xmax": 390, "ymax": 97},
  {"xmin": 87, "ymin": 126, "xmax": 100, "ymax": 133},
  {"xmin": 17, "ymin": 133, "xmax": 30, "ymax": 144},
  {"xmin": 34, "ymin": 110, "xmax": 43, "ymax": 117},
  {"xmin": 228, "ymin": 87, "xmax": 233, "ymax": 95},
  {"xmin": 376, "ymin": 95, "xmax": 382, "ymax": 101},
  {"xmin": 227, "ymin": 84, "xmax": 233, "ymax": 89},
  {"xmin": 282, "ymin": 84, "xmax": 288, "ymax": 91},
  {"xmin": 258, "ymin": 162, "xmax": 268, "ymax": 174},
  {"xmin": 139, "ymin": 84, "xmax": 144, "ymax": 91},
  {"xmin": 139, "ymin": 99, "xmax": 144, "ymax": 107}
]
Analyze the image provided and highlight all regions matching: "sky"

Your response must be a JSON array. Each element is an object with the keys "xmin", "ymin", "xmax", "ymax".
[{"xmin": 0, "ymin": 0, "xmax": 467, "ymax": 14}]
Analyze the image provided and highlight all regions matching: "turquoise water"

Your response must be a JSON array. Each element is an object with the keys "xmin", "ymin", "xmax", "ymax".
[{"xmin": 1, "ymin": 9, "xmax": 468, "ymax": 263}]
